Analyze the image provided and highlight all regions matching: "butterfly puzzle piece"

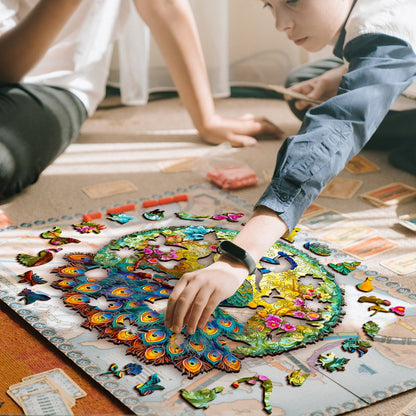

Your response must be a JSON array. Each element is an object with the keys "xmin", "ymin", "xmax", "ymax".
[
  {"xmin": 211, "ymin": 212, "xmax": 244, "ymax": 222},
  {"xmin": 180, "ymin": 386, "xmax": 224, "ymax": 409},
  {"xmin": 17, "ymin": 270, "xmax": 47, "ymax": 285},
  {"xmin": 17, "ymin": 248, "xmax": 62, "ymax": 267},
  {"xmin": 232, "ymin": 375, "xmax": 273, "ymax": 414},
  {"xmin": 135, "ymin": 373, "xmax": 165, "ymax": 396},
  {"xmin": 73, "ymin": 222, "xmax": 106, "ymax": 234},
  {"xmin": 107, "ymin": 212, "xmax": 135, "ymax": 224},
  {"xmin": 41, "ymin": 226, "xmax": 80, "ymax": 245},
  {"xmin": 18, "ymin": 288, "xmax": 50, "ymax": 304}
]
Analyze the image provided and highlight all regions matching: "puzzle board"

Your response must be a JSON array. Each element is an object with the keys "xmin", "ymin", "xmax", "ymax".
[{"xmin": 0, "ymin": 183, "xmax": 415, "ymax": 416}]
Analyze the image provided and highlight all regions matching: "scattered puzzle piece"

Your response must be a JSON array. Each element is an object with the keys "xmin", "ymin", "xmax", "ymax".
[
  {"xmin": 281, "ymin": 227, "xmax": 300, "ymax": 243},
  {"xmin": 41, "ymin": 226, "xmax": 80, "ymax": 245},
  {"xmin": 317, "ymin": 352, "xmax": 349, "ymax": 372},
  {"xmin": 342, "ymin": 337, "xmax": 372, "ymax": 357},
  {"xmin": 363, "ymin": 320, "xmax": 380, "ymax": 339},
  {"xmin": 356, "ymin": 277, "xmax": 374, "ymax": 292},
  {"xmin": 180, "ymin": 386, "xmax": 224, "ymax": 409},
  {"xmin": 135, "ymin": 374, "xmax": 165, "ymax": 396},
  {"xmin": 175, "ymin": 212, "xmax": 209, "ymax": 221},
  {"xmin": 287, "ymin": 369, "xmax": 310, "ymax": 386},
  {"xmin": 107, "ymin": 212, "xmax": 135, "ymax": 224},
  {"xmin": 328, "ymin": 261, "xmax": 361, "ymax": 275},
  {"xmin": 72, "ymin": 222, "xmax": 105, "ymax": 234},
  {"xmin": 143, "ymin": 209, "xmax": 165, "ymax": 221},
  {"xmin": 304, "ymin": 242, "xmax": 332, "ymax": 256},
  {"xmin": 232, "ymin": 375, "xmax": 273, "ymax": 414},
  {"xmin": 18, "ymin": 288, "xmax": 50, "ymax": 304},
  {"xmin": 17, "ymin": 270, "xmax": 47, "ymax": 285},
  {"xmin": 17, "ymin": 248, "xmax": 62, "ymax": 267}
]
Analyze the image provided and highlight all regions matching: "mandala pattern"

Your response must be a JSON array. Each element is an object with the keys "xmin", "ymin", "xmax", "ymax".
[{"xmin": 52, "ymin": 226, "xmax": 344, "ymax": 378}]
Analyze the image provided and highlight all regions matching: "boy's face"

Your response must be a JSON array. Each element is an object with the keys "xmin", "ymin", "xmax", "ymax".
[{"xmin": 262, "ymin": 0, "xmax": 354, "ymax": 52}]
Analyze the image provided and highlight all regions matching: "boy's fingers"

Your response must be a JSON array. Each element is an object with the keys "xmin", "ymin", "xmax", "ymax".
[
  {"xmin": 170, "ymin": 283, "xmax": 201, "ymax": 333},
  {"xmin": 197, "ymin": 294, "xmax": 222, "ymax": 330},
  {"xmin": 164, "ymin": 278, "xmax": 189, "ymax": 328}
]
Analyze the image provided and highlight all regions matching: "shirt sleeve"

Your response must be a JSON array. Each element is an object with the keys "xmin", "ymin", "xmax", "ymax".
[{"xmin": 256, "ymin": 34, "xmax": 416, "ymax": 232}]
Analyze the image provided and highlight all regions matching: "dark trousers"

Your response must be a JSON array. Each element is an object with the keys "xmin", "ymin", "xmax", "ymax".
[
  {"xmin": 285, "ymin": 57, "xmax": 416, "ymax": 175},
  {"xmin": 0, "ymin": 84, "xmax": 87, "ymax": 198}
]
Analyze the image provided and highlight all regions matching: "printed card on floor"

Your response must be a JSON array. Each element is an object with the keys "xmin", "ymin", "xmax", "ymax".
[
  {"xmin": 82, "ymin": 180, "xmax": 137, "ymax": 199},
  {"xmin": 343, "ymin": 236, "xmax": 398, "ymax": 259},
  {"xmin": 360, "ymin": 183, "xmax": 416, "ymax": 207},
  {"xmin": 344, "ymin": 154, "xmax": 380, "ymax": 174},
  {"xmin": 19, "ymin": 390, "xmax": 73, "ymax": 416},
  {"xmin": 8, "ymin": 377, "xmax": 74, "ymax": 408},
  {"xmin": 300, "ymin": 210, "xmax": 349, "ymax": 230},
  {"xmin": 23, "ymin": 368, "xmax": 86, "ymax": 399},
  {"xmin": 320, "ymin": 177, "xmax": 363, "ymax": 199},
  {"xmin": 322, "ymin": 224, "xmax": 375, "ymax": 246},
  {"xmin": 301, "ymin": 202, "xmax": 327, "ymax": 218},
  {"xmin": 398, "ymin": 213, "xmax": 416, "ymax": 232},
  {"xmin": 381, "ymin": 253, "xmax": 416, "ymax": 275}
]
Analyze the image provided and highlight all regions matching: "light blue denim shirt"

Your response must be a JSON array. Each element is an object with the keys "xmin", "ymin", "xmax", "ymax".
[{"xmin": 256, "ymin": 34, "xmax": 416, "ymax": 232}]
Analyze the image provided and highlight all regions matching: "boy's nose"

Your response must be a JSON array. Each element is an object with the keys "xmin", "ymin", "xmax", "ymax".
[{"xmin": 274, "ymin": 10, "xmax": 293, "ymax": 32}]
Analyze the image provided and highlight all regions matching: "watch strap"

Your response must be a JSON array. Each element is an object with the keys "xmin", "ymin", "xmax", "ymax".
[{"xmin": 217, "ymin": 240, "xmax": 257, "ymax": 275}]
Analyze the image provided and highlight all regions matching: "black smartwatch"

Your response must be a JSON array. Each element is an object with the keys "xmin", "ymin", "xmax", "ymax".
[{"xmin": 217, "ymin": 240, "xmax": 257, "ymax": 275}]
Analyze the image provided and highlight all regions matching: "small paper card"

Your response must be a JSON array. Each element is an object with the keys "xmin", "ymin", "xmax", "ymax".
[
  {"xmin": 360, "ymin": 183, "xmax": 416, "ymax": 207},
  {"xmin": 381, "ymin": 253, "xmax": 416, "ymax": 275},
  {"xmin": 343, "ymin": 237, "xmax": 398, "ymax": 259},
  {"xmin": 23, "ymin": 368, "xmax": 86, "ymax": 399},
  {"xmin": 300, "ymin": 210, "xmax": 348, "ymax": 230},
  {"xmin": 320, "ymin": 177, "xmax": 363, "ymax": 199},
  {"xmin": 19, "ymin": 390, "xmax": 73, "ymax": 416},
  {"xmin": 322, "ymin": 224, "xmax": 375, "ymax": 246},
  {"xmin": 82, "ymin": 180, "xmax": 137, "ymax": 199},
  {"xmin": 345, "ymin": 154, "xmax": 380, "ymax": 174},
  {"xmin": 398, "ymin": 213, "xmax": 416, "ymax": 232},
  {"xmin": 301, "ymin": 203, "xmax": 327, "ymax": 218}
]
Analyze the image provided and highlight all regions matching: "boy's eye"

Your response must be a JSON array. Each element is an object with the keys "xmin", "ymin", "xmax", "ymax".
[
  {"xmin": 263, "ymin": 2, "xmax": 272, "ymax": 8},
  {"xmin": 286, "ymin": 0, "xmax": 299, "ymax": 3}
]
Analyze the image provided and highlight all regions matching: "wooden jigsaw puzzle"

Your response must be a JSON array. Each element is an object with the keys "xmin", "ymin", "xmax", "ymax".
[{"xmin": 0, "ymin": 184, "xmax": 415, "ymax": 415}]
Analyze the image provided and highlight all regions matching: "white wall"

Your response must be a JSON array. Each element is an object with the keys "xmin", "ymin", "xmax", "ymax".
[{"xmin": 109, "ymin": 0, "xmax": 332, "ymax": 95}]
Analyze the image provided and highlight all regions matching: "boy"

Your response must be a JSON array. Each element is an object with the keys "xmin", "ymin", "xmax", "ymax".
[
  {"xmin": 165, "ymin": 0, "xmax": 416, "ymax": 335},
  {"xmin": 0, "ymin": 0, "xmax": 281, "ymax": 198}
]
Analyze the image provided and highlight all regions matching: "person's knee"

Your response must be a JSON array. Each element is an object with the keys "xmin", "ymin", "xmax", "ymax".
[{"xmin": 0, "ymin": 142, "xmax": 17, "ymax": 197}]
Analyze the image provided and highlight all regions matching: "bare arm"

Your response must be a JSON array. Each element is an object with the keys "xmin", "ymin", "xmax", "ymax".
[
  {"xmin": 0, "ymin": 0, "xmax": 82, "ymax": 83},
  {"xmin": 164, "ymin": 206, "xmax": 288, "ymax": 334},
  {"xmin": 134, "ymin": 0, "xmax": 282, "ymax": 146}
]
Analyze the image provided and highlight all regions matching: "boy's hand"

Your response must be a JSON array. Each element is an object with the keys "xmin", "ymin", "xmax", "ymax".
[
  {"xmin": 164, "ymin": 259, "xmax": 248, "ymax": 335},
  {"xmin": 199, "ymin": 113, "xmax": 283, "ymax": 147},
  {"xmin": 284, "ymin": 64, "xmax": 348, "ymax": 111}
]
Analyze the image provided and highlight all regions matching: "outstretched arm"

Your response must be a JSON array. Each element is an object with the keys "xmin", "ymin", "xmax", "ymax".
[
  {"xmin": 134, "ymin": 0, "xmax": 282, "ymax": 146},
  {"xmin": 0, "ymin": 0, "xmax": 82, "ymax": 83},
  {"xmin": 164, "ymin": 206, "xmax": 287, "ymax": 334},
  {"xmin": 165, "ymin": 33, "xmax": 416, "ymax": 334}
]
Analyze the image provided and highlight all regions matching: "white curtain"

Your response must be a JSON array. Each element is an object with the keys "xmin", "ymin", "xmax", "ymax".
[{"xmin": 112, "ymin": 0, "xmax": 306, "ymax": 105}]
